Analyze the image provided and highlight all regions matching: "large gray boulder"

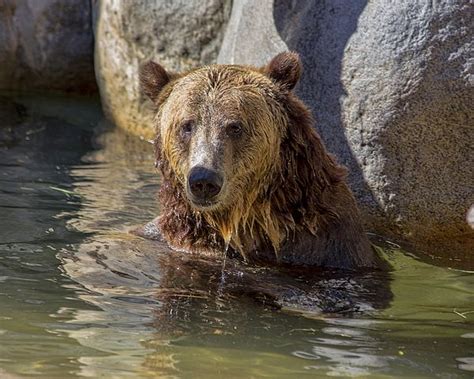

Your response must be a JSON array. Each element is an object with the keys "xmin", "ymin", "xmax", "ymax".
[
  {"xmin": 93, "ymin": 0, "xmax": 231, "ymax": 139},
  {"xmin": 218, "ymin": 0, "xmax": 473, "ymax": 259},
  {"xmin": 0, "ymin": 0, "xmax": 96, "ymax": 93}
]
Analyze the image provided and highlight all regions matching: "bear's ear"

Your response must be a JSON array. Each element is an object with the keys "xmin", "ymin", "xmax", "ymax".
[
  {"xmin": 263, "ymin": 51, "xmax": 302, "ymax": 91},
  {"xmin": 139, "ymin": 61, "xmax": 172, "ymax": 103}
]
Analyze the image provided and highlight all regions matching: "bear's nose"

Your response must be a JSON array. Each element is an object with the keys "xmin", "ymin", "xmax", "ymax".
[{"xmin": 188, "ymin": 166, "xmax": 223, "ymax": 201}]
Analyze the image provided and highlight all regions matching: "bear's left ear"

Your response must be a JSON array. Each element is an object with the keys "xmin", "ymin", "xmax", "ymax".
[
  {"xmin": 139, "ymin": 61, "xmax": 173, "ymax": 103},
  {"xmin": 263, "ymin": 51, "xmax": 302, "ymax": 91}
]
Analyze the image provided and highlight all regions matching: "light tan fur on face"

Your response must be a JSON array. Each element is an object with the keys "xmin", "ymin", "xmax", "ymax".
[{"xmin": 158, "ymin": 66, "xmax": 290, "ymax": 259}]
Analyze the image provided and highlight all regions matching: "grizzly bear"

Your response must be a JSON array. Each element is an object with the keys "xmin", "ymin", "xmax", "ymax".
[{"xmin": 136, "ymin": 52, "xmax": 379, "ymax": 269}]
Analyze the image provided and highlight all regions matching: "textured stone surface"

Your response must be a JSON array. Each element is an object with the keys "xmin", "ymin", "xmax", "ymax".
[
  {"xmin": 218, "ymin": 0, "xmax": 474, "ymax": 258},
  {"xmin": 94, "ymin": 0, "xmax": 231, "ymax": 139},
  {"xmin": 0, "ymin": 0, "xmax": 96, "ymax": 93}
]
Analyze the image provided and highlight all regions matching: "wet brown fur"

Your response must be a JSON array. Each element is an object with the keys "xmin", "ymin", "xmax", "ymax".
[{"xmin": 139, "ymin": 52, "xmax": 377, "ymax": 269}]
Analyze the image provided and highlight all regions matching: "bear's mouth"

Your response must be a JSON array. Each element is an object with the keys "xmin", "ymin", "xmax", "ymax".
[{"xmin": 187, "ymin": 195, "xmax": 220, "ymax": 210}]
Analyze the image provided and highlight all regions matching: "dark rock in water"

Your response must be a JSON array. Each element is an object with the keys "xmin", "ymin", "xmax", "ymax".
[
  {"xmin": 0, "ymin": 0, "xmax": 96, "ymax": 94},
  {"xmin": 0, "ymin": 97, "xmax": 27, "ymax": 127},
  {"xmin": 218, "ymin": 0, "xmax": 473, "ymax": 261}
]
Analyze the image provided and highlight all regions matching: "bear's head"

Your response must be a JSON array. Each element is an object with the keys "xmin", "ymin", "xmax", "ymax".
[{"xmin": 140, "ymin": 52, "xmax": 346, "ymax": 259}]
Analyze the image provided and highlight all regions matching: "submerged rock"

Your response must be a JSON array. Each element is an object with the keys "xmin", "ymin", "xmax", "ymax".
[
  {"xmin": 93, "ymin": 0, "xmax": 232, "ymax": 139},
  {"xmin": 0, "ymin": 0, "xmax": 96, "ymax": 93},
  {"xmin": 218, "ymin": 0, "xmax": 473, "ymax": 258}
]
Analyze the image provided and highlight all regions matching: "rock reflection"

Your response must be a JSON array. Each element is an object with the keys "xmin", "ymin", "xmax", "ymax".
[{"xmin": 66, "ymin": 125, "xmax": 159, "ymax": 235}]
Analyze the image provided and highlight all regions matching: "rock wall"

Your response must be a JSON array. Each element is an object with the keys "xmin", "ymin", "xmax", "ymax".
[
  {"xmin": 218, "ymin": 0, "xmax": 473, "ymax": 258},
  {"xmin": 93, "ymin": 0, "xmax": 232, "ymax": 139},
  {"xmin": 0, "ymin": 0, "xmax": 96, "ymax": 93}
]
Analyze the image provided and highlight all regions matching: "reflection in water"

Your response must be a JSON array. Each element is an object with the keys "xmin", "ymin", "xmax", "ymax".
[
  {"xmin": 0, "ymin": 96, "xmax": 472, "ymax": 378},
  {"xmin": 296, "ymin": 319, "xmax": 396, "ymax": 377}
]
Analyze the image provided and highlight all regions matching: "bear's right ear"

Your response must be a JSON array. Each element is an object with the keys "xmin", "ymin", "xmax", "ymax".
[{"xmin": 139, "ymin": 61, "xmax": 172, "ymax": 103}]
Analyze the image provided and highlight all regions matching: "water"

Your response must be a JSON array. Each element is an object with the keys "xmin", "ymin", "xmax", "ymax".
[{"xmin": 0, "ymin": 94, "xmax": 472, "ymax": 378}]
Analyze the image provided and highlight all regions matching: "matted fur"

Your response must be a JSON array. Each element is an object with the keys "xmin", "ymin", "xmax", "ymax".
[{"xmin": 140, "ymin": 53, "xmax": 377, "ymax": 269}]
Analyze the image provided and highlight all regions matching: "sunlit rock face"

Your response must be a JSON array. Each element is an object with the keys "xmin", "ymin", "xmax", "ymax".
[
  {"xmin": 0, "ymin": 0, "xmax": 96, "ymax": 94},
  {"xmin": 93, "ymin": 0, "xmax": 232, "ymax": 140},
  {"xmin": 218, "ymin": 0, "xmax": 474, "ymax": 259}
]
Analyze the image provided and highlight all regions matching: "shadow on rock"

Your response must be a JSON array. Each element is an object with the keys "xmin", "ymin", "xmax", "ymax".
[{"xmin": 273, "ymin": 0, "xmax": 376, "ymax": 211}]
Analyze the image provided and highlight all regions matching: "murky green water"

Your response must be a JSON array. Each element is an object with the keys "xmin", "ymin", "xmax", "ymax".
[{"xmin": 0, "ymin": 95, "xmax": 472, "ymax": 378}]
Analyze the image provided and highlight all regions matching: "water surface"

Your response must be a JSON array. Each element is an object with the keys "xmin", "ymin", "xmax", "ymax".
[{"xmin": 0, "ymin": 95, "xmax": 472, "ymax": 378}]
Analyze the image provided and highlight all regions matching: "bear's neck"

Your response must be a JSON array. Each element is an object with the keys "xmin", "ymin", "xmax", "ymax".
[{"xmin": 202, "ymin": 194, "xmax": 285, "ymax": 261}]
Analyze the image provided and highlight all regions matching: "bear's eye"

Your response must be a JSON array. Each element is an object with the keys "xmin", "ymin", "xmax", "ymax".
[
  {"xmin": 227, "ymin": 121, "xmax": 243, "ymax": 137},
  {"xmin": 180, "ymin": 120, "xmax": 194, "ymax": 137}
]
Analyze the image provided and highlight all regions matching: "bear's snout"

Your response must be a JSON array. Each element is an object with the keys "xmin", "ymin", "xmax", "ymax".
[{"xmin": 187, "ymin": 166, "xmax": 223, "ymax": 204}]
